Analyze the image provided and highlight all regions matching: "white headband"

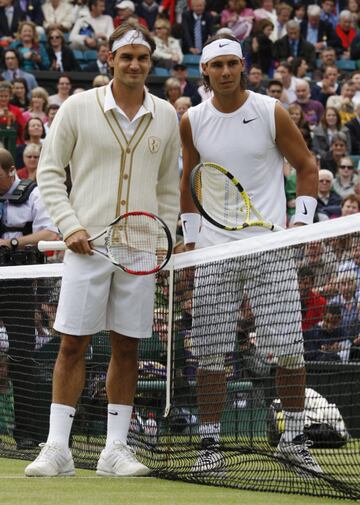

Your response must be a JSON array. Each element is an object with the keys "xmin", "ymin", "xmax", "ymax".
[
  {"xmin": 112, "ymin": 29, "xmax": 151, "ymax": 53},
  {"xmin": 200, "ymin": 39, "xmax": 243, "ymax": 64}
]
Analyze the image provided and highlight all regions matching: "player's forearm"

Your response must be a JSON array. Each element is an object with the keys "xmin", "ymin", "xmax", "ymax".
[
  {"xmin": 18, "ymin": 230, "xmax": 59, "ymax": 247},
  {"xmin": 180, "ymin": 174, "xmax": 198, "ymax": 214},
  {"xmin": 295, "ymin": 158, "xmax": 318, "ymax": 199}
]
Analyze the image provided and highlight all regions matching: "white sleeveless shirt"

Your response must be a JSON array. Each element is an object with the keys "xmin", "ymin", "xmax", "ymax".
[{"xmin": 188, "ymin": 90, "xmax": 286, "ymax": 246}]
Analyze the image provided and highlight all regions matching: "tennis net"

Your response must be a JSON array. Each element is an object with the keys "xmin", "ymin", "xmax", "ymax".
[{"xmin": 0, "ymin": 215, "xmax": 360, "ymax": 499}]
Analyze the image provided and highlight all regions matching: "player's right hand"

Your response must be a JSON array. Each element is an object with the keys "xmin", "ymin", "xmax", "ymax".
[{"xmin": 65, "ymin": 230, "xmax": 93, "ymax": 255}]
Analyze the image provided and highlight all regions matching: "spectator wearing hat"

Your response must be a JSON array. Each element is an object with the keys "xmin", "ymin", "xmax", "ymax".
[
  {"xmin": 135, "ymin": 0, "xmax": 159, "ymax": 31},
  {"xmin": 172, "ymin": 63, "xmax": 201, "ymax": 105},
  {"xmin": 114, "ymin": 0, "xmax": 147, "ymax": 28},
  {"xmin": 70, "ymin": 0, "xmax": 114, "ymax": 51},
  {"xmin": 153, "ymin": 18, "xmax": 183, "ymax": 69}
]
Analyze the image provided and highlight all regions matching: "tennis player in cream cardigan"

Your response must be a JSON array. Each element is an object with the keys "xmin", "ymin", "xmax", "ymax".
[{"xmin": 26, "ymin": 22, "xmax": 180, "ymax": 478}]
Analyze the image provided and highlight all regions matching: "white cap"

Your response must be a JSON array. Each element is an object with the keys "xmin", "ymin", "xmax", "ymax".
[{"xmin": 116, "ymin": 0, "xmax": 135, "ymax": 11}]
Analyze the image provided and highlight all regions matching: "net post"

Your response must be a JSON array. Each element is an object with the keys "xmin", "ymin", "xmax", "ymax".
[{"xmin": 164, "ymin": 255, "xmax": 174, "ymax": 418}]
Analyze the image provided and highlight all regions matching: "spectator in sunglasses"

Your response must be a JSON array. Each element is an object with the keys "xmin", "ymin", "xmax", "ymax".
[{"xmin": 332, "ymin": 157, "xmax": 357, "ymax": 199}]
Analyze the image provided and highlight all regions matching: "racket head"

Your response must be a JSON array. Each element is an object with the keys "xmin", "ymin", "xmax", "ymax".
[
  {"xmin": 190, "ymin": 162, "xmax": 252, "ymax": 231},
  {"xmin": 104, "ymin": 211, "xmax": 173, "ymax": 275}
]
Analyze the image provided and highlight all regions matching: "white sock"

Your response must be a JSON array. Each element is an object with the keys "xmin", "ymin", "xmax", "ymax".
[
  {"xmin": 199, "ymin": 422, "xmax": 221, "ymax": 443},
  {"xmin": 46, "ymin": 403, "xmax": 76, "ymax": 449},
  {"xmin": 283, "ymin": 410, "xmax": 305, "ymax": 442},
  {"xmin": 106, "ymin": 404, "xmax": 133, "ymax": 447}
]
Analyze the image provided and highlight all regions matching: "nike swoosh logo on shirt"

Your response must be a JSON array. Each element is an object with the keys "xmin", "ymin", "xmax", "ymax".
[{"xmin": 243, "ymin": 118, "xmax": 258, "ymax": 124}]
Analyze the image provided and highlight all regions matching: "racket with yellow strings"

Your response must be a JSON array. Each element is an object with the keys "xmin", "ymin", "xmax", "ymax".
[{"xmin": 190, "ymin": 162, "xmax": 283, "ymax": 232}]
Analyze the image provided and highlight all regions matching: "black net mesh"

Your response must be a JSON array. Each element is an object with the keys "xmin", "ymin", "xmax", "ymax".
[{"xmin": 0, "ymin": 219, "xmax": 360, "ymax": 499}]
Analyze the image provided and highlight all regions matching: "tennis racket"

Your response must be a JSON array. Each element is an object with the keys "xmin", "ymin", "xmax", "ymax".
[
  {"xmin": 190, "ymin": 162, "xmax": 283, "ymax": 232},
  {"xmin": 38, "ymin": 211, "xmax": 173, "ymax": 276}
]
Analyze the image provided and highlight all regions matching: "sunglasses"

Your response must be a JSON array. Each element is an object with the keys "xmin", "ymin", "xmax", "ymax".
[
  {"xmin": 50, "ymin": 35, "xmax": 61, "ymax": 40},
  {"xmin": 339, "ymin": 165, "xmax": 353, "ymax": 169},
  {"xmin": 319, "ymin": 179, "xmax": 332, "ymax": 182},
  {"xmin": 25, "ymin": 155, "xmax": 39, "ymax": 159}
]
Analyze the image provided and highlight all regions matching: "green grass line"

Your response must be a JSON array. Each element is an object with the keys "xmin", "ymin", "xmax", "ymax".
[{"xmin": 0, "ymin": 458, "xmax": 358, "ymax": 505}]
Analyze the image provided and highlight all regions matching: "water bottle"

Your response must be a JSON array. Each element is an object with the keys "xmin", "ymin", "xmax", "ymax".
[{"xmin": 144, "ymin": 412, "xmax": 158, "ymax": 446}]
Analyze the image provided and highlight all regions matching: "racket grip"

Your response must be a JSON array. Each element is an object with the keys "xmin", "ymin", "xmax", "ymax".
[{"xmin": 38, "ymin": 240, "xmax": 67, "ymax": 252}]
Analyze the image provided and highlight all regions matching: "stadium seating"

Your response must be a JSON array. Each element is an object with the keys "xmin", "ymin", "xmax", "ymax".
[{"xmin": 335, "ymin": 59, "xmax": 357, "ymax": 71}]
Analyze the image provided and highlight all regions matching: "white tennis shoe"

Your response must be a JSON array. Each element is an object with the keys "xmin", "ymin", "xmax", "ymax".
[
  {"xmin": 276, "ymin": 435, "xmax": 323, "ymax": 475},
  {"xmin": 25, "ymin": 443, "xmax": 75, "ymax": 477},
  {"xmin": 96, "ymin": 441, "xmax": 150, "ymax": 477}
]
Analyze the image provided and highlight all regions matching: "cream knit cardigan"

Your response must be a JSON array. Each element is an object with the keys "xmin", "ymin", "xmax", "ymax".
[{"xmin": 37, "ymin": 86, "xmax": 180, "ymax": 244}]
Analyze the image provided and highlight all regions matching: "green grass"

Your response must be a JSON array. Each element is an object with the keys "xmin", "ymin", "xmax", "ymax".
[{"xmin": 0, "ymin": 457, "xmax": 358, "ymax": 505}]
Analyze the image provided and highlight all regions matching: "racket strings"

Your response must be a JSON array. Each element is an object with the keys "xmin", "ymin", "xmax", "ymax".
[
  {"xmin": 195, "ymin": 164, "xmax": 248, "ymax": 228},
  {"xmin": 105, "ymin": 215, "xmax": 168, "ymax": 273}
]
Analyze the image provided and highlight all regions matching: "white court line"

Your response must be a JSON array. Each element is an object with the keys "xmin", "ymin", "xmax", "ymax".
[{"xmin": 0, "ymin": 475, "xmax": 157, "ymax": 479}]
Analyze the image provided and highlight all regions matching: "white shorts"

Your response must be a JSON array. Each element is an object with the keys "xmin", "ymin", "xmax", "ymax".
[
  {"xmin": 54, "ymin": 250, "xmax": 155, "ymax": 338},
  {"xmin": 191, "ymin": 248, "xmax": 304, "ymax": 360}
]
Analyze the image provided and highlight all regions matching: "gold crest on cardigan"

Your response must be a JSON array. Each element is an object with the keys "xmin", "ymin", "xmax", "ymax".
[{"xmin": 148, "ymin": 137, "xmax": 161, "ymax": 153}]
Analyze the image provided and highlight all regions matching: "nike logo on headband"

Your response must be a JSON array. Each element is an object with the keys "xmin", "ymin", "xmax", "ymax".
[{"xmin": 219, "ymin": 42, "xmax": 230, "ymax": 47}]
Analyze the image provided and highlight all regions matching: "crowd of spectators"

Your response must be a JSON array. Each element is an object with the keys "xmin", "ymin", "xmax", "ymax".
[{"xmin": 0, "ymin": 0, "xmax": 359, "ymax": 221}]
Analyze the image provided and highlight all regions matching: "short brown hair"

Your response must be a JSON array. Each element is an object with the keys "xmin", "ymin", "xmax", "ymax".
[
  {"xmin": 109, "ymin": 21, "xmax": 156, "ymax": 55},
  {"xmin": 342, "ymin": 194, "xmax": 360, "ymax": 210},
  {"xmin": 0, "ymin": 148, "xmax": 15, "ymax": 173}
]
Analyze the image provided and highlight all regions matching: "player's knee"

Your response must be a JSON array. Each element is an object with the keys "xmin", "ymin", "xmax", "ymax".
[
  {"xmin": 58, "ymin": 335, "xmax": 90, "ymax": 363},
  {"xmin": 277, "ymin": 354, "xmax": 305, "ymax": 370},
  {"xmin": 198, "ymin": 354, "xmax": 225, "ymax": 371}
]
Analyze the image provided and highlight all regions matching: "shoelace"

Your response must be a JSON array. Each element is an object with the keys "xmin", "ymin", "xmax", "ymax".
[
  {"xmin": 112, "ymin": 443, "xmax": 138, "ymax": 464},
  {"xmin": 35, "ymin": 443, "xmax": 62, "ymax": 463}
]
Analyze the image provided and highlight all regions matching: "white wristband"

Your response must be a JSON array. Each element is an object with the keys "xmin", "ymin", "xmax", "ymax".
[
  {"xmin": 294, "ymin": 196, "xmax": 317, "ymax": 225},
  {"xmin": 181, "ymin": 213, "xmax": 201, "ymax": 245}
]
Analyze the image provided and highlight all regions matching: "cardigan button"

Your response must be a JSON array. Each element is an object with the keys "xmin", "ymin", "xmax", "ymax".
[
  {"xmin": 121, "ymin": 200, "xmax": 126, "ymax": 205},
  {"xmin": 126, "ymin": 147, "xmax": 131, "ymax": 153},
  {"xmin": 123, "ymin": 173, "xmax": 128, "ymax": 180}
]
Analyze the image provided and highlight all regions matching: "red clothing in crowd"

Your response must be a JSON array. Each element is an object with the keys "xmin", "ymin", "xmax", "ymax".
[
  {"xmin": 0, "ymin": 104, "xmax": 25, "ymax": 144},
  {"xmin": 335, "ymin": 25, "xmax": 356, "ymax": 50},
  {"xmin": 302, "ymin": 290, "xmax": 327, "ymax": 332},
  {"xmin": 17, "ymin": 167, "xmax": 29, "ymax": 179}
]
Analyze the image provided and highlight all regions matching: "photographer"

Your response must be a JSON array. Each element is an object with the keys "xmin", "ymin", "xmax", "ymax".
[{"xmin": 0, "ymin": 147, "xmax": 58, "ymax": 449}]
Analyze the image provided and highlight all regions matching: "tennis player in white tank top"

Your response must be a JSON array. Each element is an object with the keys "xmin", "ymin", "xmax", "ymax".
[{"xmin": 180, "ymin": 34, "xmax": 322, "ymax": 475}]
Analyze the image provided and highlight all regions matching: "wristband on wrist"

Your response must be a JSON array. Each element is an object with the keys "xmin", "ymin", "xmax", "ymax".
[
  {"xmin": 293, "ymin": 195, "xmax": 317, "ymax": 225},
  {"xmin": 181, "ymin": 213, "xmax": 201, "ymax": 245}
]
